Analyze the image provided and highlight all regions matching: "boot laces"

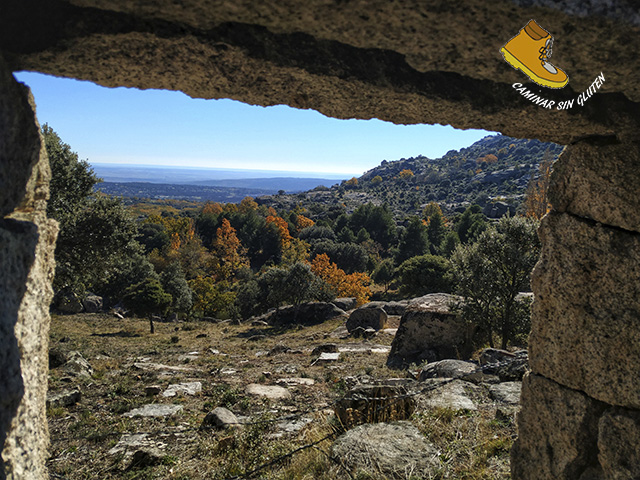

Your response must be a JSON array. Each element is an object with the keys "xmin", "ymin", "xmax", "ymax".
[{"xmin": 538, "ymin": 38, "xmax": 553, "ymax": 65}]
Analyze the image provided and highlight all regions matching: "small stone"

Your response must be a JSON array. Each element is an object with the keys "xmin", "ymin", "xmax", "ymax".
[
  {"xmin": 63, "ymin": 351, "xmax": 93, "ymax": 378},
  {"xmin": 47, "ymin": 388, "xmax": 81, "ymax": 408},
  {"xmin": 145, "ymin": 386, "xmax": 162, "ymax": 396},
  {"xmin": 126, "ymin": 449, "xmax": 163, "ymax": 470},
  {"xmin": 269, "ymin": 344, "xmax": 291, "ymax": 355},
  {"xmin": 196, "ymin": 333, "xmax": 207, "ymax": 338},
  {"xmin": 162, "ymin": 382, "xmax": 202, "ymax": 397},
  {"xmin": 201, "ymin": 407, "xmax": 240, "ymax": 429}
]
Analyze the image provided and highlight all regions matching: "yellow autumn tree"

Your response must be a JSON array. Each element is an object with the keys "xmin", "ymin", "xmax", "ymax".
[
  {"xmin": 266, "ymin": 215, "xmax": 293, "ymax": 246},
  {"xmin": 202, "ymin": 202, "xmax": 223, "ymax": 215},
  {"xmin": 311, "ymin": 253, "xmax": 371, "ymax": 306},
  {"xmin": 239, "ymin": 196, "xmax": 259, "ymax": 213},
  {"xmin": 398, "ymin": 169, "xmax": 414, "ymax": 179},
  {"xmin": 295, "ymin": 214, "xmax": 315, "ymax": 232},
  {"xmin": 210, "ymin": 218, "xmax": 249, "ymax": 281}
]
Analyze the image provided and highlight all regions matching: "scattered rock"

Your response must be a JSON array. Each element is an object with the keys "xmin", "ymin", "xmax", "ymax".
[
  {"xmin": 418, "ymin": 359, "xmax": 494, "ymax": 384},
  {"xmin": 311, "ymin": 343, "xmax": 339, "ymax": 356},
  {"xmin": 335, "ymin": 385, "xmax": 416, "ymax": 428},
  {"xmin": 245, "ymin": 384, "xmax": 292, "ymax": 400},
  {"xmin": 47, "ymin": 388, "xmax": 81, "ymax": 408},
  {"xmin": 276, "ymin": 377, "xmax": 315, "ymax": 387},
  {"xmin": 269, "ymin": 302, "xmax": 346, "ymax": 327},
  {"xmin": 145, "ymin": 386, "xmax": 162, "ymax": 396},
  {"xmin": 331, "ymin": 297, "xmax": 357, "ymax": 311},
  {"xmin": 489, "ymin": 382, "xmax": 522, "ymax": 405},
  {"xmin": 162, "ymin": 382, "xmax": 202, "ymax": 397},
  {"xmin": 132, "ymin": 362, "xmax": 194, "ymax": 373},
  {"xmin": 269, "ymin": 344, "xmax": 291, "ymax": 356},
  {"xmin": 495, "ymin": 407, "xmax": 516, "ymax": 424},
  {"xmin": 196, "ymin": 333, "xmax": 207, "ymax": 338},
  {"xmin": 201, "ymin": 407, "xmax": 240, "ymax": 429},
  {"xmin": 331, "ymin": 422, "xmax": 440, "ymax": 479},
  {"xmin": 270, "ymin": 416, "xmax": 313, "ymax": 438},
  {"xmin": 417, "ymin": 379, "xmax": 478, "ymax": 411},
  {"xmin": 82, "ymin": 294, "xmax": 103, "ymax": 313},
  {"xmin": 350, "ymin": 326, "xmax": 377, "ymax": 339},
  {"xmin": 49, "ymin": 347, "xmax": 68, "ymax": 369},
  {"xmin": 311, "ymin": 352, "xmax": 340, "ymax": 365},
  {"xmin": 480, "ymin": 348, "xmax": 529, "ymax": 381},
  {"xmin": 123, "ymin": 404, "xmax": 183, "ymax": 417},
  {"xmin": 387, "ymin": 293, "xmax": 471, "ymax": 368},
  {"xmin": 55, "ymin": 290, "xmax": 84, "ymax": 314},
  {"xmin": 108, "ymin": 433, "xmax": 166, "ymax": 456},
  {"xmin": 63, "ymin": 351, "xmax": 93, "ymax": 378},
  {"xmin": 361, "ymin": 300, "xmax": 408, "ymax": 316},
  {"xmin": 346, "ymin": 306, "xmax": 387, "ymax": 333},
  {"xmin": 126, "ymin": 448, "xmax": 163, "ymax": 470},
  {"xmin": 251, "ymin": 319, "xmax": 269, "ymax": 327}
]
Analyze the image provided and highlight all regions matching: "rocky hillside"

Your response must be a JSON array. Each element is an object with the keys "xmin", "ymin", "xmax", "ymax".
[{"xmin": 258, "ymin": 135, "xmax": 564, "ymax": 218}]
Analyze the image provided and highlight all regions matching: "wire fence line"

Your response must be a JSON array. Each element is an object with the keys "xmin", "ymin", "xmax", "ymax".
[{"xmin": 48, "ymin": 356, "xmax": 524, "ymax": 480}]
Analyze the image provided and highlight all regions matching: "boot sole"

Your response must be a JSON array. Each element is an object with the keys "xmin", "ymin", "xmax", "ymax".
[{"xmin": 500, "ymin": 47, "xmax": 568, "ymax": 89}]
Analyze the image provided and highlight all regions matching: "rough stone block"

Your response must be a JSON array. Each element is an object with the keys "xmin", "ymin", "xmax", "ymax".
[
  {"xmin": 598, "ymin": 408, "xmax": 640, "ymax": 480},
  {"xmin": 529, "ymin": 212, "xmax": 640, "ymax": 408},
  {"xmin": 511, "ymin": 374, "xmax": 606, "ymax": 480},
  {"xmin": 550, "ymin": 141, "xmax": 640, "ymax": 233}
]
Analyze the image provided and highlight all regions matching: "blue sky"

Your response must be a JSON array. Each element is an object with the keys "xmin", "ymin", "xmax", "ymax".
[{"xmin": 15, "ymin": 71, "xmax": 495, "ymax": 176}]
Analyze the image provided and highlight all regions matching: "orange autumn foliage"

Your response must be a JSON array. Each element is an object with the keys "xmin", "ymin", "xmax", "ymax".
[
  {"xmin": 266, "ymin": 215, "xmax": 292, "ymax": 246},
  {"xmin": 210, "ymin": 219, "xmax": 249, "ymax": 281},
  {"xmin": 202, "ymin": 202, "xmax": 223, "ymax": 215},
  {"xmin": 295, "ymin": 214, "xmax": 315, "ymax": 232},
  {"xmin": 311, "ymin": 253, "xmax": 371, "ymax": 306}
]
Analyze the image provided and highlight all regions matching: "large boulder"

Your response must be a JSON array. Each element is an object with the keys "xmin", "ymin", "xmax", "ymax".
[
  {"xmin": 269, "ymin": 302, "xmax": 346, "ymax": 327},
  {"xmin": 82, "ymin": 294, "xmax": 103, "ymax": 313},
  {"xmin": 55, "ymin": 290, "xmax": 84, "ymax": 314},
  {"xmin": 418, "ymin": 359, "xmax": 491, "ymax": 384},
  {"xmin": 346, "ymin": 305, "xmax": 387, "ymax": 333},
  {"xmin": 331, "ymin": 297, "xmax": 357, "ymax": 311},
  {"xmin": 387, "ymin": 293, "xmax": 471, "ymax": 368},
  {"xmin": 331, "ymin": 422, "xmax": 440, "ymax": 479}
]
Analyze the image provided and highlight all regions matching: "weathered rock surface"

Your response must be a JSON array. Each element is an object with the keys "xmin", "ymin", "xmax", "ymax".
[
  {"xmin": 335, "ymin": 385, "xmax": 415, "ymax": 428},
  {"xmin": 332, "ymin": 422, "xmax": 439, "ymax": 479},
  {"xmin": 82, "ymin": 294, "xmax": 103, "ymax": 313},
  {"xmin": 346, "ymin": 306, "xmax": 387, "ymax": 333},
  {"xmin": 529, "ymin": 212, "xmax": 640, "ymax": 408},
  {"xmin": 597, "ymin": 408, "xmax": 640, "ymax": 479},
  {"xmin": 387, "ymin": 293, "xmax": 470, "ymax": 368},
  {"xmin": 269, "ymin": 302, "xmax": 346, "ymax": 326},
  {"xmin": 201, "ymin": 407, "xmax": 239, "ymax": 429},
  {"xmin": 162, "ymin": 382, "xmax": 202, "ymax": 397},
  {"xmin": 123, "ymin": 404, "xmax": 183, "ymax": 418},
  {"xmin": 46, "ymin": 388, "xmax": 81, "ymax": 408},
  {"xmin": 418, "ymin": 359, "xmax": 489, "ymax": 384},
  {"xmin": 550, "ymin": 141, "xmax": 640, "ymax": 233},
  {"xmin": 489, "ymin": 382, "xmax": 522, "ymax": 405},
  {"xmin": 480, "ymin": 348, "xmax": 529, "ymax": 381},
  {"xmin": 55, "ymin": 290, "xmax": 84, "ymax": 314},
  {"xmin": 417, "ymin": 379, "xmax": 478, "ymax": 411},
  {"xmin": 245, "ymin": 384, "xmax": 291, "ymax": 401},
  {"xmin": 512, "ymin": 374, "xmax": 606, "ymax": 480},
  {"xmin": 108, "ymin": 433, "xmax": 167, "ymax": 457},
  {"xmin": 331, "ymin": 297, "xmax": 357, "ymax": 311},
  {"xmin": 63, "ymin": 351, "xmax": 93, "ymax": 378}
]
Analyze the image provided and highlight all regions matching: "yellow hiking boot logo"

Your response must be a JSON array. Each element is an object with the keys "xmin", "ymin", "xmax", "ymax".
[{"xmin": 501, "ymin": 20, "xmax": 569, "ymax": 89}]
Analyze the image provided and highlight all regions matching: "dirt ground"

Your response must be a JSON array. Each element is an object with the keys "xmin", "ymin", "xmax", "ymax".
[{"xmin": 46, "ymin": 313, "xmax": 515, "ymax": 480}]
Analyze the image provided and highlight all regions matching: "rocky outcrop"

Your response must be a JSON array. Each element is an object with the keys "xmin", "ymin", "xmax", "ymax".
[
  {"xmin": 334, "ymin": 385, "xmax": 415, "ymax": 428},
  {"xmin": 346, "ymin": 305, "xmax": 387, "ymax": 333},
  {"xmin": 387, "ymin": 293, "xmax": 470, "ymax": 368},
  {"xmin": 268, "ymin": 302, "xmax": 346, "ymax": 327},
  {"xmin": 0, "ymin": 55, "xmax": 57, "ymax": 480}
]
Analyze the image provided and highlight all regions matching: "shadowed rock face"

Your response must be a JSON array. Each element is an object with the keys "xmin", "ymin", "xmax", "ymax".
[
  {"xmin": 0, "ymin": 1, "xmax": 639, "ymax": 479},
  {"xmin": 1, "ymin": 0, "xmax": 639, "ymax": 144}
]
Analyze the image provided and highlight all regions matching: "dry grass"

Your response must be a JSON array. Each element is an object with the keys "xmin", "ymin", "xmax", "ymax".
[{"xmin": 47, "ymin": 313, "xmax": 515, "ymax": 479}]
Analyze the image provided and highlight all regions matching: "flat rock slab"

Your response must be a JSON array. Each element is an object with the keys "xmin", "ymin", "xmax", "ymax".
[
  {"xmin": 418, "ymin": 379, "xmax": 477, "ymax": 411},
  {"xmin": 312, "ymin": 352, "xmax": 341, "ymax": 365},
  {"xmin": 108, "ymin": 433, "xmax": 167, "ymax": 456},
  {"xmin": 123, "ymin": 404, "xmax": 183, "ymax": 418},
  {"xmin": 245, "ymin": 384, "xmax": 292, "ymax": 400},
  {"xmin": 162, "ymin": 382, "xmax": 202, "ymax": 397},
  {"xmin": 133, "ymin": 362, "xmax": 194, "ymax": 373},
  {"xmin": 489, "ymin": 382, "xmax": 522, "ymax": 405},
  {"xmin": 276, "ymin": 377, "xmax": 315, "ymax": 386}
]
